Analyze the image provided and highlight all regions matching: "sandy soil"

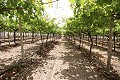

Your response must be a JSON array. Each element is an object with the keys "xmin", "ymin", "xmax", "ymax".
[
  {"xmin": 30, "ymin": 37, "xmax": 104, "ymax": 80},
  {"xmin": 74, "ymin": 39, "xmax": 120, "ymax": 75},
  {"xmin": 1, "ymin": 37, "xmax": 115, "ymax": 80},
  {"xmin": 0, "ymin": 39, "xmax": 43, "ymax": 69}
]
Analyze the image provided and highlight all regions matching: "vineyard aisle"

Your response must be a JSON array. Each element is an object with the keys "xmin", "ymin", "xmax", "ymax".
[{"xmin": 31, "ymin": 37, "xmax": 103, "ymax": 80}]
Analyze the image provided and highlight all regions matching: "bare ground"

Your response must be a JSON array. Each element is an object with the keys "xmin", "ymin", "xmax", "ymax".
[
  {"xmin": 0, "ymin": 39, "xmax": 44, "ymax": 69},
  {"xmin": 76, "ymin": 40, "xmax": 120, "ymax": 75},
  {"xmin": 1, "ymin": 37, "xmax": 118, "ymax": 80},
  {"xmin": 30, "ymin": 37, "xmax": 104, "ymax": 80}
]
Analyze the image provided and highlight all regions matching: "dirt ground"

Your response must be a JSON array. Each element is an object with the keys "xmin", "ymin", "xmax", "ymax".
[
  {"xmin": 0, "ymin": 39, "xmax": 43, "ymax": 69},
  {"xmin": 29, "ymin": 37, "xmax": 104, "ymax": 80},
  {"xmin": 75, "ymin": 40, "xmax": 120, "ymax": 75},
  {"xmin": 1, "ymin": 37, "xmax": 119, "ymax": 80}
]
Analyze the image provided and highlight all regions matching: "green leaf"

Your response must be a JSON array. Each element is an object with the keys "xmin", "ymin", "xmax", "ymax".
[
  {"xmin": 80, "ymin": 0, "xmax": 85, "ymax": 5},
  {"xmin": 17, "ymin": 10, "xmax": 24, "ymax": 15},
  {"xmin": 68, "ymin": 0, "xmax": 75, "ymax": 4}
]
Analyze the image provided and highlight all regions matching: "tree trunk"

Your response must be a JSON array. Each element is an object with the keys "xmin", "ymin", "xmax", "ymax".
[
  {"xmin": 88, "ymin": 35, "xmax": 89, "ymax": 42},
  {"xmin": 50, "ymin": 33, "xmax": 52, "ymax": 42},
  {"xmin": 73, "ymin": 35, "xmax": 75, "ymax": 44},
  {"xmin": 81, "ymin": 34, "xmax": 84, "ymax": 47},
  {"xmin": 102, "ymin": 36, "xmax": 104, "ymax": 47},
  {"xmin": 4, "ymin": 30, "xmax": 5, "ymax": 41},
  {"xmin": 113, "ymin": 32, "xmax": 116, "ymax": 52},
  {"xmin": 19, "ymin": 16, "xmax": 24, "ymax": 61},
  {"xmin": 32, "ymin": 31, "xmax": 34, "ymax": 43},
  {"xmin": 25, "ymin": 33, "xmax": 27, "ymax": 42},
  {"xmin": 79, "ymin": 32, "xmax": 82, "ymax": 48},
  {"xmin": 8, "ymin": 31, "xmax": 10, "ymax": 45},
  {"xmin": 23, "ymin": 32, "xmax": 24, "ymax": 40},
  {"xmin": 0, "ymin": 31, "xmax": 1, "ymax": 39},
  {"xmin": 0, "ymin": 31, "xmax": 1, "ymax": 46},
  {"xmin": 28, "ymin": 33, "xmax": 29, "ymax": 38},
  {"xmin": 50, "ymin": 33, "xmax": 51, "ymax": 42},
  {"xmin": 52, "ymin": 33, "xmax": 55, "ymax": 42},
  {"xmin": 46, "ymin": 33, "xmax": 49, "ymax": 47},
  {"xmin": 88, "ymin": 31, "xmax": 93, "ymax": 59},
  {"xmin": 95, "ymin": 35, "xmax": 97, "ymax": 46},
  {"xmin": 40, "ymin": 30, "xmax": 44, "ymax": 47},
  {"xmin": 106, "ymin": 16, "xmax": 113, "ymax": 74},
  {"xmin": 13, "ymin": 30, "xmax": 17, "ymax": 45}
]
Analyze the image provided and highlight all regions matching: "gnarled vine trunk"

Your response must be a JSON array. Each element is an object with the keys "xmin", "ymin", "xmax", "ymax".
[
  {"xmin": 46, "ymin": 33, "xmax": 49, "ymax": 47},
  {"xmin": 88, "ymin": 31, "xmax": 93, "ymax": 59},
  {"xmin": 79, "ymin": 32, "xmax": 82, "ymax": 48},
  {"xmin": 95, "ymin": 35, "xmax": 97, "ymax": 46},
  {"xmin": 13, "ymin": 30, "xmax": 17, "ymax": 45},
  {"xmin": 113, "ymin": 32, "xmax": 116, "ymax": 52},
  {"xmin": 32, "ymin": 31, "xmax": 34, "ymax": 43}
]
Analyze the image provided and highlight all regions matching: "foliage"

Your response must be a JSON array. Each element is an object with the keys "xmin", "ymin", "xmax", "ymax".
[{"xmin": 0, "ymin": 0, "xmax": 61, "ymax": 34}]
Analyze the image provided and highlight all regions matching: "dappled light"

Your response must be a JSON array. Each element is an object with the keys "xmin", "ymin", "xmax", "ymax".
[{"xmin": 0, "ymin": 0, "xmax": 120, "ymax": 80}]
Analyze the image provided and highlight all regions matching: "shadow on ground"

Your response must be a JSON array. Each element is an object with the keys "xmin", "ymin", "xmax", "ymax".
[
  {"xmin": 60, "ymin": 38, "xmax": 120, "ymax": 80},
  {"xmin": 0, "ymin": 41, "xmax": 58, "ymax": 80},
  {"xmin": 57, "ymin": 38, "xmax": 103, "ymax": 80},
  {"xmin": 82, "ymin": 40, "xmax": 120, "ymax": 60}
]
